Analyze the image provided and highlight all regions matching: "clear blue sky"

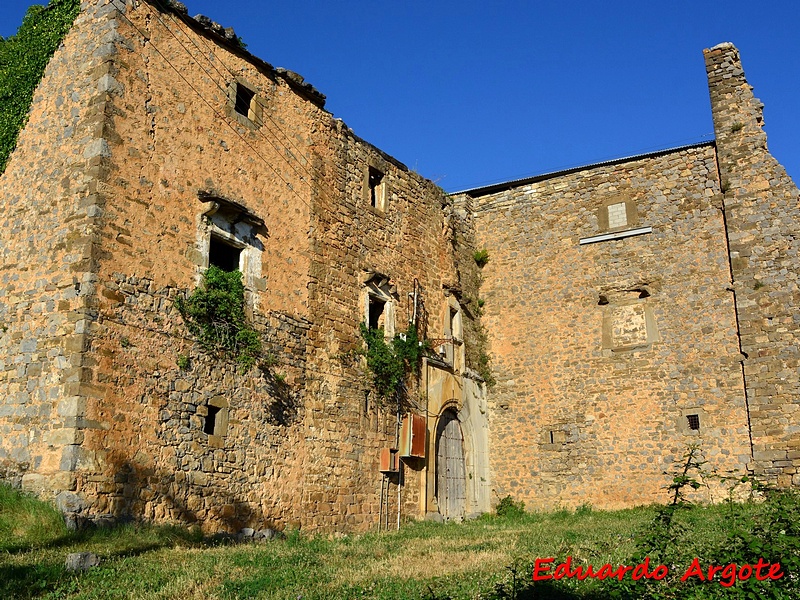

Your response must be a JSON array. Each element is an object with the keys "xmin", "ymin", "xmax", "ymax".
[{"xmin": 3, "ymin": 0, "xmax": 799, "ymax": 192}]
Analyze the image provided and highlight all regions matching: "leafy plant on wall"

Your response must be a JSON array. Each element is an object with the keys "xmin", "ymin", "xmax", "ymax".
[
  {"xmin": 359, "ymin": 323, "xmax": 430, "ymax": 401},
  {"xmin": 175, "ymin": 266, "xmax": 261, "ymax": 369}
]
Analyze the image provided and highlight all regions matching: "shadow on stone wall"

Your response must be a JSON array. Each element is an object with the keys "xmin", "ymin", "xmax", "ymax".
[{"xmin": 56, "ymin": 445, "xmax": 292, "ymax": 536}]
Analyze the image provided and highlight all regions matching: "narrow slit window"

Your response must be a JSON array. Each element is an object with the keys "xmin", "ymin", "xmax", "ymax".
[
  {"xmin": 368, "ymin": 167, "xmax": 385, "ymax": 210},
  {"xmin": 204, "ymin": 405, "xmax": 221, "ymax": 435},
  {"xmin": 549, "ymin": 431, "xmax": 555, "ymax": 444},
  {"xmin": 209, "ymin": 236, "xmax": 242, "ymax": 272},
  {"xmin": 234, "ymin": 83, "xmax": 256, "ymax": 118},
  {"xmin": 687, "ymin": 414, "xmax": 700, "ymax": 431}
]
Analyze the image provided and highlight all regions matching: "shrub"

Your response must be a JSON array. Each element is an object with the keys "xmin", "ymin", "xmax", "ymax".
[
  {"xmin": 175, "ymin": 266, "xmax": 261, "ymax": 369},
  {"xmin": 360, "ymin": 323, "xmax": 429, "ymax": 400},
  {"xmin": 473, "ymin": 248, "xmax": 490, "ymax": 268},
  {"xmin": 495, "ymin": 495, "xmax": 525, "ymax": 518}
]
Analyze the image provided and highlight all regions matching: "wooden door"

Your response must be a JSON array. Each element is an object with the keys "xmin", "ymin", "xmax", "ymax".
[{"xmin": 435, "ymin": 409, "xmax": 466, "ymax": 519}]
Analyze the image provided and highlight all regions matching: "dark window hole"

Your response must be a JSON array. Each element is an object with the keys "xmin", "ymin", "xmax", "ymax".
[
  {"xmin": 368, "ymin": 167, "xmax": 383, "ymax": 208},
  {"xmin": 234, "ymin": 84, "xmax": 255, "ymax": 117},
  {"xmin": 204, "ymin": 405, "xmax": 221, "ymax": 435},
  {"xmin": 209, "ymin": 236, "xmax": 242, "ymax": 272},
  {"xmin": 368, "ymin": 297, "xmax": 386, "ymax": 330}
]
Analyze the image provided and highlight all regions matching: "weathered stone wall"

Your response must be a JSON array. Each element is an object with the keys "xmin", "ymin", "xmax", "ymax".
[
  {"xmin": 80, "ymin": 274, "xmax": 310, "ymax": 531},
  {"xmin": 0, "ymin": 0, "xmax": 480, "ymax": 532},
  {"xmin": 303, "ymin": 114, "xmax": 485, "ymax": 527},
  {"xmin": 73, "ymin": 0, "xmax": 418, "ymax": 531},
  {"xmin": 470, "ymin": 144, "xmax": 753, "ymax": 510},
  {"xmin": 706, "ymin": 43, "xmax": 800, "ymax": 488},
  {"xmin": 0, "ymin": 0, "xmax": 123, "ymax": 498}
]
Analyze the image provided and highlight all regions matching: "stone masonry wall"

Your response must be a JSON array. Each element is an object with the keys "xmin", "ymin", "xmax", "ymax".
[
  {"xmin": 471, "ymin": 144, "xmax": 752, "ymax": 510},
  {"xmin": 706, "ymin": 43, "xmax": 800, "ymax": 488},
  {"xmin": 71, "ymin": 0, "xmax": 328, "ymax": 530},
  {"xmin": 79, "ymin": 273, "xmax": 309, "ymax": 531},
  {"xmin": 304, "ymin": 116, "xmax": 468, "ymax": 528},
  {"xmin": 0, "ymin": 0, "xmax": 474, "ymax": 532},
  {"xmin": 0, "ymin": 0, "xmax": 124, "ymax": 499}
]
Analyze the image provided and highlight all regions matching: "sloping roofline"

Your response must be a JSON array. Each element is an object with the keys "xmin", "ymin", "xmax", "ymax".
[{"xmin": 454, "ymin": 141, "xmax": 716, "ymax": 197}]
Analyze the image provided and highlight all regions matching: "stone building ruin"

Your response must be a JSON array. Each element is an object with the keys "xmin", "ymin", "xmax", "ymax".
[{"xmin": 0, "ymin": 0, "xmax": 798, "ymax": 532}]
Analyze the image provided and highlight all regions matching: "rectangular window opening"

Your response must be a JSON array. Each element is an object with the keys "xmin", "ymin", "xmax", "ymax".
[
  {"xmin": 204, "ymin": 405, "xmax": 221, "ymax": 435},
  {"xmin": 234, "ymin": 83, "xmax": 256, "ymax": 118},
  {"xmin": 209, "ymin": 236, "xmax": 242, "ymax": 272},
  {"xmin": 368, "ymin": 167, "xmax": 384, "ymax": 209},
  {"xmin": 687, "ymin": 414, "xmax": 700, "ymax": 431},
  {"xmin": 368, "ymin": 296, "xmax": 386, "ymax": 330},
  {"xmin": 549, "ymin": 431, "xmax": 555, "ymax": 444}
]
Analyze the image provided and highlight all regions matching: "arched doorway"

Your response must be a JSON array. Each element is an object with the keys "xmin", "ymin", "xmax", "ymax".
[{"xmin": 435, "ymin": 409, "xmax": 466, "ymax": 519}]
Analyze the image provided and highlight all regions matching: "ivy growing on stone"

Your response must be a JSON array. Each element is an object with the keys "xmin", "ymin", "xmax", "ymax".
[
  {"xmin": 175, "ymin": 266, "xmax": 261, "ymax": 369},
  {"xmin": 0, "ymin": 0, "xmax": 81, "ymax": 174},
  {"xmin": 359, "ymin": 323, "xmax": 429, "ymax": 400}
]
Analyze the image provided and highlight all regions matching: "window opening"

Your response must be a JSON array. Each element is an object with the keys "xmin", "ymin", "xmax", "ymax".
[
  {"xmin": 234, "ymin": 83, "xmax": 256, "ymax": 118},
  {"xmin": 686, "ymin": 414, "xmax": 700, "ymax": 431},
  {"xmin": 209, "ymin": 236, "xmax": 242, "ymax": 272},
  {"xmin": 368, "ymin": 167, "xmax": 384, "ymax": 209},
  {"xmin": 549, "ymin": 431, "xmax": 555, "ymax": 444},
  {"xmin": 368, "ymin": 296, "xmax": 386, "ymax": 330},
  {"xmin": 204, "ymin": 405, "xmax": 221, "ymax": 435}
]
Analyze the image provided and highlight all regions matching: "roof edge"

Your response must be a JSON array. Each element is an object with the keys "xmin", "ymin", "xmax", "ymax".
[
  {"xmin": 454, "ymin": 141, "xmax": 716, "ymax": 198},
  {"xmin": 146, "ymin": 0, "xmax": 327, "ymax": 108}
]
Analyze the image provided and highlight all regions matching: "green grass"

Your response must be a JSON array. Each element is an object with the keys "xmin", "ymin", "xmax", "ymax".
[{"xmin": 1, "ymin": 483, "xmax": 798, "ymax": 599}]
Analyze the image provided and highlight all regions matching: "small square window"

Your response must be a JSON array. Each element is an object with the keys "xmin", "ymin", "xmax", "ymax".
[
  {"xmin": 687, "ymin": 414, "xmax": 700, "ymax": 431},
  {"xmin": 227, "ymin": 80, "xmax": 262, "ymax": 127},
  {"xmin": 202, "ymin": 397, "xmax": 229, "ymax": 437}
]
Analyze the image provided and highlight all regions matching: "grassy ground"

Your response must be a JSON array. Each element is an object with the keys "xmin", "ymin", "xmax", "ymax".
[{"xmin": 0, "ymin": 483, "xmax": 796, "ymax": 599}]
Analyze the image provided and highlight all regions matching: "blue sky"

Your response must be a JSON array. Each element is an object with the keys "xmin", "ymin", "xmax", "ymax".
[{"xmin": 2, "ymin": 0, "xmax": 799, "ymax": 192}]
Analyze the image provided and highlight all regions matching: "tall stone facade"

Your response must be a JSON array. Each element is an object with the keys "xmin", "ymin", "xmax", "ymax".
[
  {"xmin": 0, "ymin": 0, "xmax": 490, "ymax": 532},
  {"xmin": 458, "ymin": 43, "xmax": 799, "ymax": 510},
  {"xmin": 0, "ymin": 2, "xmax": 797, "ymax": 531}
]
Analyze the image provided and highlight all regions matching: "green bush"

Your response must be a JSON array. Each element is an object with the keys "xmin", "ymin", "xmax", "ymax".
[
  {"xmin": 473, "ymin": 248, "xmax": 490, "ymax": 268},
  {"xmin": 0, "ymin": 0, "xmax": 81, "ymax": 174},
  {"xmin": 175, "ymin": 266, "xmax": 261, "ymax": 369},
  {"xmin": 495, "ymin": 495, "xmax": 526, "ymax": 518},
  {"xmin": 360, "ymin": 323, "xmax": 428, "ymax": 400}
]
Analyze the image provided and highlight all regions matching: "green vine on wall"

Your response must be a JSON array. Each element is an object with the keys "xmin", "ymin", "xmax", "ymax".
[
  {"xmin": 175, "ymin": 266, "xmax": 261, "ymax": 369},
  {"xmin": 0, "ymin": 0, "xmax": 81, "ymax": 174},
  {"xmin": 359, "ymin": 323, "xmax": 429, "ymax": 401}
]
